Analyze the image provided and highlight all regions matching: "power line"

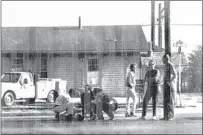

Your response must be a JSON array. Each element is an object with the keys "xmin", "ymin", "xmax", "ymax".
[{"xmin": 141, "ymin": 24, "xmax": 202, "ymax": 26}]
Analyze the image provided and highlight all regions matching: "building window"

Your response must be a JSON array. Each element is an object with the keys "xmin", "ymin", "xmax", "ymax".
[
  {"xmin": 40, "ymin": 53, "xmax": 48, "ymax": 78},
  {"xmin": 12, "ymin": 53, "xmax": 23, "ymax": 71},
  {"xmin": 88, "ymin": 59, "xmax": 99, "ymax": 71}
]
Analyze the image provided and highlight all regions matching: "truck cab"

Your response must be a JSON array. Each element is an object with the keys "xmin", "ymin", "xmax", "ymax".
[{"xmin": 1, "ymin": 72, "xmax": 35, "ymax": 106}]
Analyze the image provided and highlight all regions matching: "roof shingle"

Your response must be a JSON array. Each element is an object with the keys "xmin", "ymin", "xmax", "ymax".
[{"xmin": 2, "ymin": 25, "xmax": 163, "ymax": 53}]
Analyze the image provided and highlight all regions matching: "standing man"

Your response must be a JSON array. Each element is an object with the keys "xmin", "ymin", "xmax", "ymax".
[
  {"xmin": 161, "ymin": 54, "xmax": 177, "ymax": 121},
  {"xmin": 125, "ymin": 64, "xmax": 138, "ymax": 117},
  {"xmin": 80, "ymin": 84, "xmax": 96, "ymax": 120},
  {"xmin": 141, "ymin": 60, "xmax": 160, "ymax": 120}
]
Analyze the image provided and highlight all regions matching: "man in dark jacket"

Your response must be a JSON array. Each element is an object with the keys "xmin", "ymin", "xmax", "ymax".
[
  {"xmin": 80, "ymin": 85, "xmax": 96, "ymax": 120},
  {"xmin": 141, "ymin": 60, "xmax": 160, "ymax": 120},
  {"xmin": 92, "ymin": 88, "xmax": 118, "ymax": 120}
]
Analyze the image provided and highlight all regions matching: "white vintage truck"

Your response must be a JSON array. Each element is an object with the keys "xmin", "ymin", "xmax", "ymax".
[{"xmin": 1, "ymin": 72, "xmax": 67, "ymax": 106}]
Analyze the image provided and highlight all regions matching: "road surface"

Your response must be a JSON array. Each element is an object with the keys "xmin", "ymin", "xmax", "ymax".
[{"xmin": 1, "ymin": 103, "xmax": 202, "ymax": 134}]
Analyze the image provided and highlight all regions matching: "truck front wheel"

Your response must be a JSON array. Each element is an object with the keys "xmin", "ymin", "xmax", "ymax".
[
  {"xmin": 47, "ymin": 90, "xmax": 58, "ymax": 103},
  {"xmin": 3, "ymin": 92, "xmax": 15, "ymax": 106}
]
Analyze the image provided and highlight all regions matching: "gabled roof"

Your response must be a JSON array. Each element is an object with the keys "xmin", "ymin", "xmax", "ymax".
[{"xmin": 2, "ymin": 25, "xmax": 163, "ymax": 53}]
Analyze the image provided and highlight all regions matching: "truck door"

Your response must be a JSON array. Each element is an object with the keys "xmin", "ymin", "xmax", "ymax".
[{"xmin": 20, "ymin": 73, "xmax": 35, "ymax": 98}]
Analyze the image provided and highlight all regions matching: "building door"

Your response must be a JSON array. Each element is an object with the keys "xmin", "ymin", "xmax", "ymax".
[
  {"xmin": 87, "ymin": 58, "xmax": 100, "ymax": 88},
  {"xmin": 76, "ymin": 69, "xmax": 84, "ymax": 89}
]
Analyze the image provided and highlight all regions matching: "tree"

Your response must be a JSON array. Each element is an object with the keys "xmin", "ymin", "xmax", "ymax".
[{"xmin": 187, "ymin": 45, "xmax": 202, "ymax": 92}]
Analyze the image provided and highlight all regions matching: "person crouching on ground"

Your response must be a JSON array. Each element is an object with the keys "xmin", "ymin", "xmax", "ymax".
[
  {"xmin": 53, "ymin": 89, "xmax": 83, "ymax": 121},
  {"xmin": 140, "ymin": 60, "xmax": 160, "ymax": 120},
  {"xmin": 92, "ymin": 88, "xmax": 118, "ymax": 120}
]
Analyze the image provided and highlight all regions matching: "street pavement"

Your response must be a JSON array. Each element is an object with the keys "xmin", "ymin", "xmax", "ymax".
[
  {"xmin": 1, "ymin": 93, "xmax": 202, "ymax": 134},
  {"xmin": 1, "ymin": 106, "xmax": 202, "ymax": 134}
]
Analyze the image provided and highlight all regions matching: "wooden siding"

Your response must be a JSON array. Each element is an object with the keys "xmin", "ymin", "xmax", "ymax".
[
  {"xmin": 47, "ymin": 54, "xmax": 75, "ymax": 90},
  {"xmin": 23, "ymin": 54, "xmax": 34, "ymax": 72},
  {"xmin": 1, "ymin": 56, "xmax": 11, "ymax": 73},
  {"xmin": 101, "ymin": 54, "xmax": 126, "ymax": 96},
  {"xmin": 75, "ymin": 58, "xmax": 85, "ymax": 89}
]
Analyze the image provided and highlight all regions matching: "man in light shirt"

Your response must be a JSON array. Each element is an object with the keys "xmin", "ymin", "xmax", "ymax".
[{"xmin": 125, "ymin": 63, "xmax": 138, "ymax": 117}]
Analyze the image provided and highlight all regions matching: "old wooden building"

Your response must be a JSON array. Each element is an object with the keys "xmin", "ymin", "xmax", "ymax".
[{"xmin": 1, "ymin": 25, "xmax": 163, "ymax": 96}]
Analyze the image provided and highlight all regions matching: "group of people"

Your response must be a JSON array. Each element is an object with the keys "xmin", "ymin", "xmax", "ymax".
[
  {"xmin": 53, "ymin": 84, "xmax": 118, "ymax": 121},
  {"xmin": 53, "ymin": 54, "xmax": 177, "ymax": 121},
  {"xmin": 126, "ymin": 54, "xmax": 177, "ymax": 121}
]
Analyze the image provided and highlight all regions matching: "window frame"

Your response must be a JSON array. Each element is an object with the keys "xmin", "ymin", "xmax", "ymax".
[
  {"xmin": 88, "ymin": 58, "xmax": 99, "ymax": 72},
  {"xmin": 12, "ymin": 53, "xmax": 23, "ymax": 71}
]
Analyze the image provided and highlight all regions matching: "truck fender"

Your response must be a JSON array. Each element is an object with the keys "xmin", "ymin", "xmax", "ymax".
[{"xmin": 2, "ymin": 90, "xmax": 16, "ymax": 100}]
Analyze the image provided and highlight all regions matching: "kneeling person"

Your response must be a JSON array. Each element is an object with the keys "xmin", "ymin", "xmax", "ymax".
[{"xmin": 53, "ymin": 89, "xmax": 83, "ymax": 121}]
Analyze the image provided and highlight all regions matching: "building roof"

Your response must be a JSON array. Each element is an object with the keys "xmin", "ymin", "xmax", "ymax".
[
  {"xmin": 141, "ymin": 52, "xmax": 188, "ymax": 67},
  {"xmin": 2, "ymin": 25, "xmax": 164, "ymax": 53}
]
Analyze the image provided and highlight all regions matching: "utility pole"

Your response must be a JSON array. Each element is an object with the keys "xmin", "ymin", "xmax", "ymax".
[
  {"xmin": 178, "ymin": 46, "xmax": 182, "ymax": 106},
  {"xmin": 151, "ymin": 1, "xmax": 155, "ymax": 51},
  {"xmin": 173, "ymin": 40, "xmax": 187, "ymax": 107},
  {"xmin": 164, "ymin": 1, "xmax": 171, "ymax": 57},
  {"xmin": 157, "ymin": 3, "xmax": 164, "ymax": 48}
]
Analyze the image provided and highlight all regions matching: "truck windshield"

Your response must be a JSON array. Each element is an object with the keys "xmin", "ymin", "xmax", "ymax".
[{"xmin": 1, "ymin": 73, "xmax": 21, "ymax": 83}]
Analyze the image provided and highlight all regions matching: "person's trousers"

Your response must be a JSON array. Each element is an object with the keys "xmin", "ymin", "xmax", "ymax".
[
  {"xmin": 82, "ymin": 102, "xmax": 96, "ymax": 118},
  {"xmin": 125, "ymin": 87, "xmax": 137, "ymax": 114},
  {"xmin": 95, "ymin": 94, "xmax": 114, "ymax": 119},
  {"xmin": 142, "ymin": 86, "xmax": 158, "ymax": 117},
  {"xmin": 96, "ymin": 101, "xmax": 114, "ymax": 119},
  {"xmin": 163, "ymin": 82, "xmax": 175, "ymax": 120}
]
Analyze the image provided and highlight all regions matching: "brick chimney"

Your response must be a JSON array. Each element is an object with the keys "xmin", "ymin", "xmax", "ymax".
[
  {"xmin": 79, "ymin": 16, "xmax": 82, "ymax": 30},
  {"xmin": 148, "ymin": 41, "xmax": 153, "ymax": 57}
]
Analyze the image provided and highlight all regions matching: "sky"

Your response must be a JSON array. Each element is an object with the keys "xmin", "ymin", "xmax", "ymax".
[{"xmin": 2, "ymin": 1, "xmax": 202, "ymax": 55}]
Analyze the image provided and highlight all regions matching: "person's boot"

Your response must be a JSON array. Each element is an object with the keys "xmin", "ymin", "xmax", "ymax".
[
  {"xmin": 55, "ymin": 113, "xmax": 59, "ymax": 121},
  {"xmin": 90, "ymin": 114, "xmax": 96, "ymax": 120},
  {"xmin": 140, "ymin": 116, "xmax": 146, "ymax": 120},
  {"xmin": 160, "ymin": 117, "xmax": 166, "ymax": 120},
  {"xmin": 125, "ymin": 112, "xmax": 131, "ymax": 117},
  {"xmin": 168, "ymin": 117, "xmax": 174, "ymax": 121},
  {"xmin": 152, "ymin": 116, "xmax": 159, "ymax": 120},
  {"xmin": 130, "ymin": 112, "xmax": 138, "ymax": 117},
  {"xmin": 65, "ymin": 114, "xmax": 73, "ymax": 122},
  {"xmin": 109, "ymin": 115, "xmax": 114, "ymax": 120}
]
